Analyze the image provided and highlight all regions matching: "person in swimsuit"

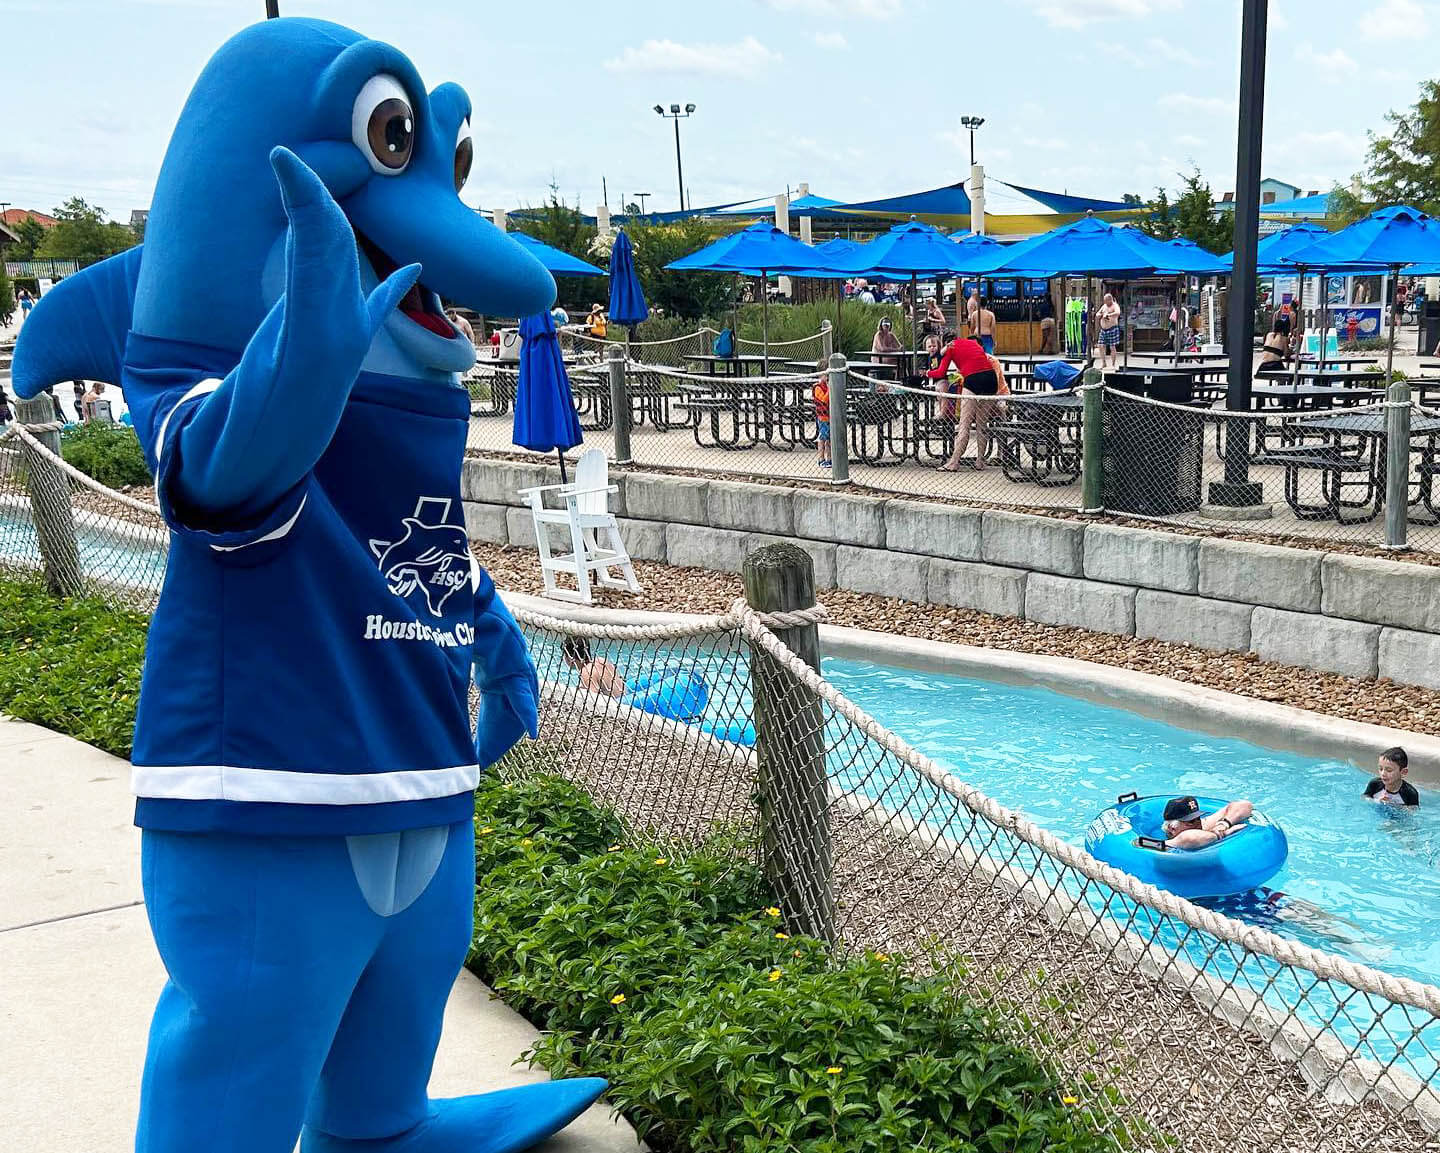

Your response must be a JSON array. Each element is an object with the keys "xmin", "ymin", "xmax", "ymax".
[
  {"xmin": 1096, "ymin": 292, "xmax": 1122, "ymax": 369},
  {"xmin": 1365, "ymin": 747, "xmax": 1419, "ymax": 808},
  {"xmin": 562, "ymin": 637, "xmax": 625, "ymax": 698},
  {"xmin": 926, "ymin": 335, "xmax": 1008, "ymax": 472},
  {"xmin": 1162, "ymin": 795, "xmax": 1254, "ymax": 850}
]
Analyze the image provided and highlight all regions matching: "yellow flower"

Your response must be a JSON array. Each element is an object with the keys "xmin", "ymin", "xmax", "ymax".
[
  {"xmin": 478, "ymin": 827, "xmax": 494, "ymax": 835},
  {"xmin": 765, "ymin": 907, "xmax": 781, "ymax": 918},
  {"xmin": 792, "ymin": 949, "xmax": 803, "ymax": 958},
  {"xmin": 608, "ymin": 844, "xmax": 622, "ymax": 853},
  {"xmin": 653, "ymin": 857, "xmax": 668, "ymax": 866},
  {"xmin": 775, "ymin": 932, "xmax": 790, "ymax": 940},
  {"xmin": 520, "ymin": 838, "xmax": 533, "ymax": 846},
  {"xmin": 610, "ymin": 993, "xmax": 627, "ymax": 1005},
  {"xmin": 768, "ymin": 968, "xmax": 783, "ymax": 982},
  {"xmin": 826, "ymin": 1066, "xmax": 844, "ymax": 1075},
  {"xmin": 1062, "ymin": 1096, "xmax": 1079, "ymax": 1106},
  {"xmin": 874, "ymin": 952, "xmax": 890, "ymax": 962}
]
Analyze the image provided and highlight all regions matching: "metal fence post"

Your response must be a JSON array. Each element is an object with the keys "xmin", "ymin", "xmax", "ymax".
[
  {"xmin": 1385, "ymin": 379, "xmax": 1411, "ymax": 550},
  {"xmin": 827, "ymin": 353, "xmax": 849, "ymax": 485},
  {"xmin": 607, "ymin": 343, "xmax": 632, "ymax": 465},
  {"xmin": 1081, "ymin": 369, "xmax": 1105, "ymax": 514},
  {"xmin": 743, "ymin": 542, "xmax": 834, "ymax": 943},
  {"xmin": 16, "ymin": 395, "xmax": 83, "ymax": 597},
  {"xmin": 820, "ymin": 318, "xmax": 833, "ymax": 361}
]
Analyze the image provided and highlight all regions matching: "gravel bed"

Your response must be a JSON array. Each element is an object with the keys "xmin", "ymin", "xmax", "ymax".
[
  {"xmin": 473, "ymin": 540, "xmax": 1440, "ymax": 738},
  {"xmin": 494, "ymin": 691, "xmax": 1437, "ymax": 1153}
]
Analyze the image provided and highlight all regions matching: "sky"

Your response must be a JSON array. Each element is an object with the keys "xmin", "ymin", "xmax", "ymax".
[{"xmin": 3, "ymin": 0, "xmax": 1437, "ymax": 223}]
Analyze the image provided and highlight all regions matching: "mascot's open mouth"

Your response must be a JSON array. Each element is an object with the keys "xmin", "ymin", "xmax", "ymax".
[{"xmin": 354, "ymin": 228, "xmax": 457, "ymax": 340}]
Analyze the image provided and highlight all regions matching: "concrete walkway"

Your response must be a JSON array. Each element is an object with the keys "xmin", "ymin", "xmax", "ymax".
[{"xmin": 0, "ymin": 717, "xmax": 644, "ymax": 1152}]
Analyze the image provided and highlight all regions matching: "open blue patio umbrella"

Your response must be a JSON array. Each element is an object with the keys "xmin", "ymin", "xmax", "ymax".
[
  {"xmin": 666, "ymin": 220, "xmax": 830, "ymax": 370},
  {"xmin": 513, "ymin": 308, "xmax": 584, "ymax": 482},
  {"xmin": 607, "ymin": 228, "xmax": 649, "ymax": 347},
  {"xmin": 507, "ymin": 230, "xmax": 606, "ymax": 277},
  {"xmin": 1287, "ymin": 205, "xmax": 1440, "ymax": 379}
]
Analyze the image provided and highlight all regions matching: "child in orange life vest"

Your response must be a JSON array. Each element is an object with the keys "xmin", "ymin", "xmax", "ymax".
[{"xmin": 813, "ymin": 364, "xmax": 832, "ymax": 470}]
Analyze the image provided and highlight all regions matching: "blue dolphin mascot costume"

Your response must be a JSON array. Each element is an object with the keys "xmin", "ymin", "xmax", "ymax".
[{"xmin": 13, "ymin": 17, "xmax": 606, "ymax": 1153}]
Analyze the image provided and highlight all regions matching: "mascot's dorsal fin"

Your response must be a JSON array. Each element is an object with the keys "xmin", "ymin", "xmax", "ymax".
[
  {"xmin": 12, "ymin": 246, "xmax": 143, "ymax": 400},
  {"xmin": 369, "ymin": 538, "xmax": 388, "ymax": 559}
]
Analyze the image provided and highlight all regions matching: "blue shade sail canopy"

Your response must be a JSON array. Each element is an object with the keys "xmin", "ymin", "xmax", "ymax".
[
  {"xmin": 828, "ymin": 220, "xmax": 979, "ymax": 277},
  {"xmin": 507, "ymin": 231, "xmax": 606, "ymax": 277},
  {"xmin": 607, "ymin": 228, "xmax": 649, "ymax": 327},
  {"xmin": 513, "ymin": 309, "xmax": 583, "ymax": 461},
  {"xmin": 664, "ymin": 220, "xmax": 830, "ymax": 275},
  {"xmin": 1285, "ymin": 205, "xmax": 1440, "ymax": 271}
]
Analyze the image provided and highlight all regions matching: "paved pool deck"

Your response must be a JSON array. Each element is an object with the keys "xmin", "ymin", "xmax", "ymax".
[{"xmin": 0, "ymin": 716, "xmax": 644, "ymax": 1152}]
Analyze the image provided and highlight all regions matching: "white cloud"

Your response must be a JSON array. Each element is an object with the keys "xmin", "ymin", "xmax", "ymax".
[
  {"xmin": 1363, "ymin": 0, "xmax": 1428, "ymax": 40},
  {"xmin": 1295, "ymin": 42, "xmax": 1358, "ymax": 80},
  {"xmin": 813, "ymin": 30, "xmax": 849, "ymax": 49},
  {"xmin": 1027, "ymin": 0, "xmax": 1181, "ymax": 30},
  {"xmin": 761, "ymin": 0, "xmax": 901, "ymax": 16},
  {"xmin": 1160, "ymin": 92, "xmax": 1233, "ymax": 114},
  {"xmin": 603, "ymin": 36, "xmax": 783, "ymax": 78},
  {"xmin": 1144, "ymin": 36, "xmax": 1200, "ymax": 66},
  {"xmin": 1022, "ymin": 136, "xmax": 1069, "ymax": 151}
]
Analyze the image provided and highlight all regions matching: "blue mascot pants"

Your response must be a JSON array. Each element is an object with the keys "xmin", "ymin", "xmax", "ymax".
[{"xmin": 137, "ymin": 819, "xmax": 473, "ymax": 1153}]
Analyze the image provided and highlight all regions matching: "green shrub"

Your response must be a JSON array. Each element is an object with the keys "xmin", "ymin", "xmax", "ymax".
[
  {"xmin": 469, "ymin": 775, "xmax": 1123, "ymax": 1153},
  {"xmin": 0, "ymin": 265, "xmax": 13, "ymax": 327},
  {"xmin": 735, "ymin": 300, "xmax": 913, "ymax": 358},
  {"xmin": 60, "ymin": 422, "xmax": 151, "ymax": 489},
  {"xmin": 0, "ymin": 574, "xmax": 146, "ymax": 756}
]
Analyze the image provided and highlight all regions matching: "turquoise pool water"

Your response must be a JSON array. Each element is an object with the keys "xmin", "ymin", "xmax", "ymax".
[{"xmin": 537, "ymin": 635, "xmax": 1440, "ymax": 1074}]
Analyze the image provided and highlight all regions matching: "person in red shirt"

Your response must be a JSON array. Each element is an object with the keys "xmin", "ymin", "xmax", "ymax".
[
  {"xmin": 812, "ymin": 370, "xmax": 832, "ymax": 469},
  {"xmin": 926, "ymin": 335, "xmax": 1009, "ymax": 471}
]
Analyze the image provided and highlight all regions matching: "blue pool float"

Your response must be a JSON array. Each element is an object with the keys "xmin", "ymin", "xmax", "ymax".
[
  {"xmin": 624, "ymin": 666, "xmax": 755, "ymax": 745},
  {"xmin": 1084, "ymin": 793, "xmax": 1289, "ymax": 900}
]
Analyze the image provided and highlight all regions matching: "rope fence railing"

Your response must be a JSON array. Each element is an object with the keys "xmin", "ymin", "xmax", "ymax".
[{"xmin": 498, "ymin": 544, "xmax": 1440, "ymax": 1152}]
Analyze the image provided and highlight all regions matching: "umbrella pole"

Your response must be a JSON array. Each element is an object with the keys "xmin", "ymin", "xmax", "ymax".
[
  {"xmin": 1122, "ymin": 281, "xmax": 1130, "ymax": 369},
  {"xmin": 1289, "ymin": 265, "xmax": 1305, "ymax": 391},
  {"xmin": 1174, "ymin": 277, "xmax": 1183, "ymax": 367},
  {"xmin": 762, "ymin": 270, "xmax": 770, "ymax": 375},
  {"xmin": 556, "ymin": 447, "xmax": 568, "ymax": 485},
  {"xmin": 1387, "ymin": 264, "xmax": 1400, "ymax": 385},
  {"xmin": 1086, "ymin": 275, "xmax": 1094, "ymax": 371}
]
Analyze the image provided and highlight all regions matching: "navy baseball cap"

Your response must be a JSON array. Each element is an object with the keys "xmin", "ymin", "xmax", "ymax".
[{"xmin": 1163, "ymin": 796, "xmax": 1209, "ymax": 823}]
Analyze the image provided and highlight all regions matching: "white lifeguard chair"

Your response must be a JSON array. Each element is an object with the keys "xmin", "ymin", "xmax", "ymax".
[{"xmin": 519, "ymin": 448, "xmax": 641, "ymax": 605}]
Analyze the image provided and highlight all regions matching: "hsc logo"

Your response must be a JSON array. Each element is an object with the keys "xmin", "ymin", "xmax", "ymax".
[{"xmin": 369, "ymin": 497, "xmax": 471, "ymax": 617}]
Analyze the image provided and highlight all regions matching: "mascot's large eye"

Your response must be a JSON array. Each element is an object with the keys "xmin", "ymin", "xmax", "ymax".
[
  {"xmin": 352, "ymin": 74, "xmax": 414, "ymax": 174},
  {"xmin": 454, "ymin": 119, "xmax": 473, "ymax": 192}
]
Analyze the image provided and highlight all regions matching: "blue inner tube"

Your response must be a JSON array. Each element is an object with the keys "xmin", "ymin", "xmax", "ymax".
[
  {"xmin": 1084, "ymin": 794, "xmax": 1289, "ymax": 900},
  {"xmin": 623, "ymin": 667, "xmax": 755, "ymax": 745},
  {"xmin": 626, "ymin": 667, "xmax": 709, "ymax": 724}
]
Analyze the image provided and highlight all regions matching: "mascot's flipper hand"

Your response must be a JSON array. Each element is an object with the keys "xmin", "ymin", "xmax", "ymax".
[
  {"xmin": 473, "ymin": 597, "xmax": 539, "ymax": 769},
  {"xmin": 169, "ymin": 148, "xmax": 420, "ymax": 521}
]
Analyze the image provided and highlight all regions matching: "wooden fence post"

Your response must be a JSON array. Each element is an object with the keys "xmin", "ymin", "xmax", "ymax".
[{"xmin": 16, "ymin": 395, "xmax": 83, "ymax": 597}]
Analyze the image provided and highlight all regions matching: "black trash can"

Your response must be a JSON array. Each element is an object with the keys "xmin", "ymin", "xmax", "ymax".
[
  {"xmin": 1102, "ymin": 370, "xmax": 1204, "ymax": 515},
  {"xmin": 1420, "ymin": 300, "xmax": 1440, "ymax": 356}
]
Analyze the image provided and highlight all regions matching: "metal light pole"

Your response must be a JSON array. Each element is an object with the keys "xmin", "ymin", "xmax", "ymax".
[
  {"xmin": 1212, "ymin": 0, "xmax": 1268, "ymax": 507},
  {"xmin": 654, "ymin": 103, "xmax": 696, "ymax": 212},
  {"xmin": 633, "ymin": 192, "xmax": 651, "ymax": 215},
  {"xmin": 961, "ymin": 115, "xmax": 985, "ymax": 166}
]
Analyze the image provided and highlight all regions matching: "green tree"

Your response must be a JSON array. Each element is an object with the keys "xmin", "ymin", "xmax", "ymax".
[
  {"xmin": 511, "ymin": 190, "xmax": 598, "ymax": 312},
  {"xmin": 1138, "ymin": 170, "xmax": 1234, "ymax": 253},
  {"xmin": 9, "ymin": 217, "xmax": 46, "ymax": 260},
  {"xmin": 37, "ymin": 198, "xmax": 140, "ymax": 261},
  {"xmin": 1337, "ymin": 78, "xmax": 1440, "ymax": 223},
  {"xmin": 628, "ymin": 218, "xmax": 738, "ymax": 320}
]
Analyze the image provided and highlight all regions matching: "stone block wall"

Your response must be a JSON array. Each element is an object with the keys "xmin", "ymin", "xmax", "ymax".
[{"xmin": 460, "ymin": 457, "xmax": 1440, "ymax": 689}]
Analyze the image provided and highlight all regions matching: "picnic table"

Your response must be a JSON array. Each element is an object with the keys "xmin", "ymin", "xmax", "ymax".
[
  {"xmin": 1249, "ymin": 383, "xmax": 1384, "ymax": 410},
  {"xmin": 988, "ymin": 391, "xmax": 1083, "ymax": 486},
  {"xmin": 1259, "ymin": 408, "xmax": 1440, "ymax": 523},
  {"xmin": 683, "ymin": 353, "xmax": 771, "ymax": 377}
]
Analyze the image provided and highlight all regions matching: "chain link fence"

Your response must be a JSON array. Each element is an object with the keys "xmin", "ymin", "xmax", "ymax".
[
  {"xmin": 465, "ymin": 345, "xmax": 1440, "ymax": 559},
  {"xmin": 505, "ymin": 590, "xmax": 1440, "ymax": 1153},
  {"xmin": 0, "ymin": 419, "xmax": 167, "ymax": 610}
]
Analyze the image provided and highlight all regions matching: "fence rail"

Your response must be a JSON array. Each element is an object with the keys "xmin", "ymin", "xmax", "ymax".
[
  {"xmin": 465, "ymin": 349, "xmax": 1440, "ymax": 557},
  {"xmin": 3, "ymin": 411, "xmax": 1440, "ymax": 1150}
]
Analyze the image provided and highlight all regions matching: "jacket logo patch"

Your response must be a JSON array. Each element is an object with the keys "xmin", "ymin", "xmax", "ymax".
[{"xmin": 369, "ymin": 497, "xmax": 470, "ymax": 617}]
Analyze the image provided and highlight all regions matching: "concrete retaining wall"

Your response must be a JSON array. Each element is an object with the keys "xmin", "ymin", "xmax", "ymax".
[{"xmin": 460, "ymin": 457, "xmax": 1440, "ymax": 689}]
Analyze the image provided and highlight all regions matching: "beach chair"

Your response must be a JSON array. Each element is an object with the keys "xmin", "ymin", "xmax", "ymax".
[{"xmin": 519, "ymin": 448, "xmax": 641, "ymax": 605}]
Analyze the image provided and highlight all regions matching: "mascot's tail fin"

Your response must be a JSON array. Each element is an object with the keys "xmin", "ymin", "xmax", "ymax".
[{"xmin": 12, "ymin": 246, "xmax": 143, "ymax": 399}]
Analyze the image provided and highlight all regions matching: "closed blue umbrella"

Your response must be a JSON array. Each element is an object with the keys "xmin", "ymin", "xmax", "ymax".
[
  {"xmin": 508, "ymin": 230, "xmax": 606, "ymax": 276},
  {"xmin": 513, "ymin": 308, "xmax": 583, "ymax": 482},
  {"xmin": 607, "ymin": 229, "xmax": 649, "ymax": 347}
]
